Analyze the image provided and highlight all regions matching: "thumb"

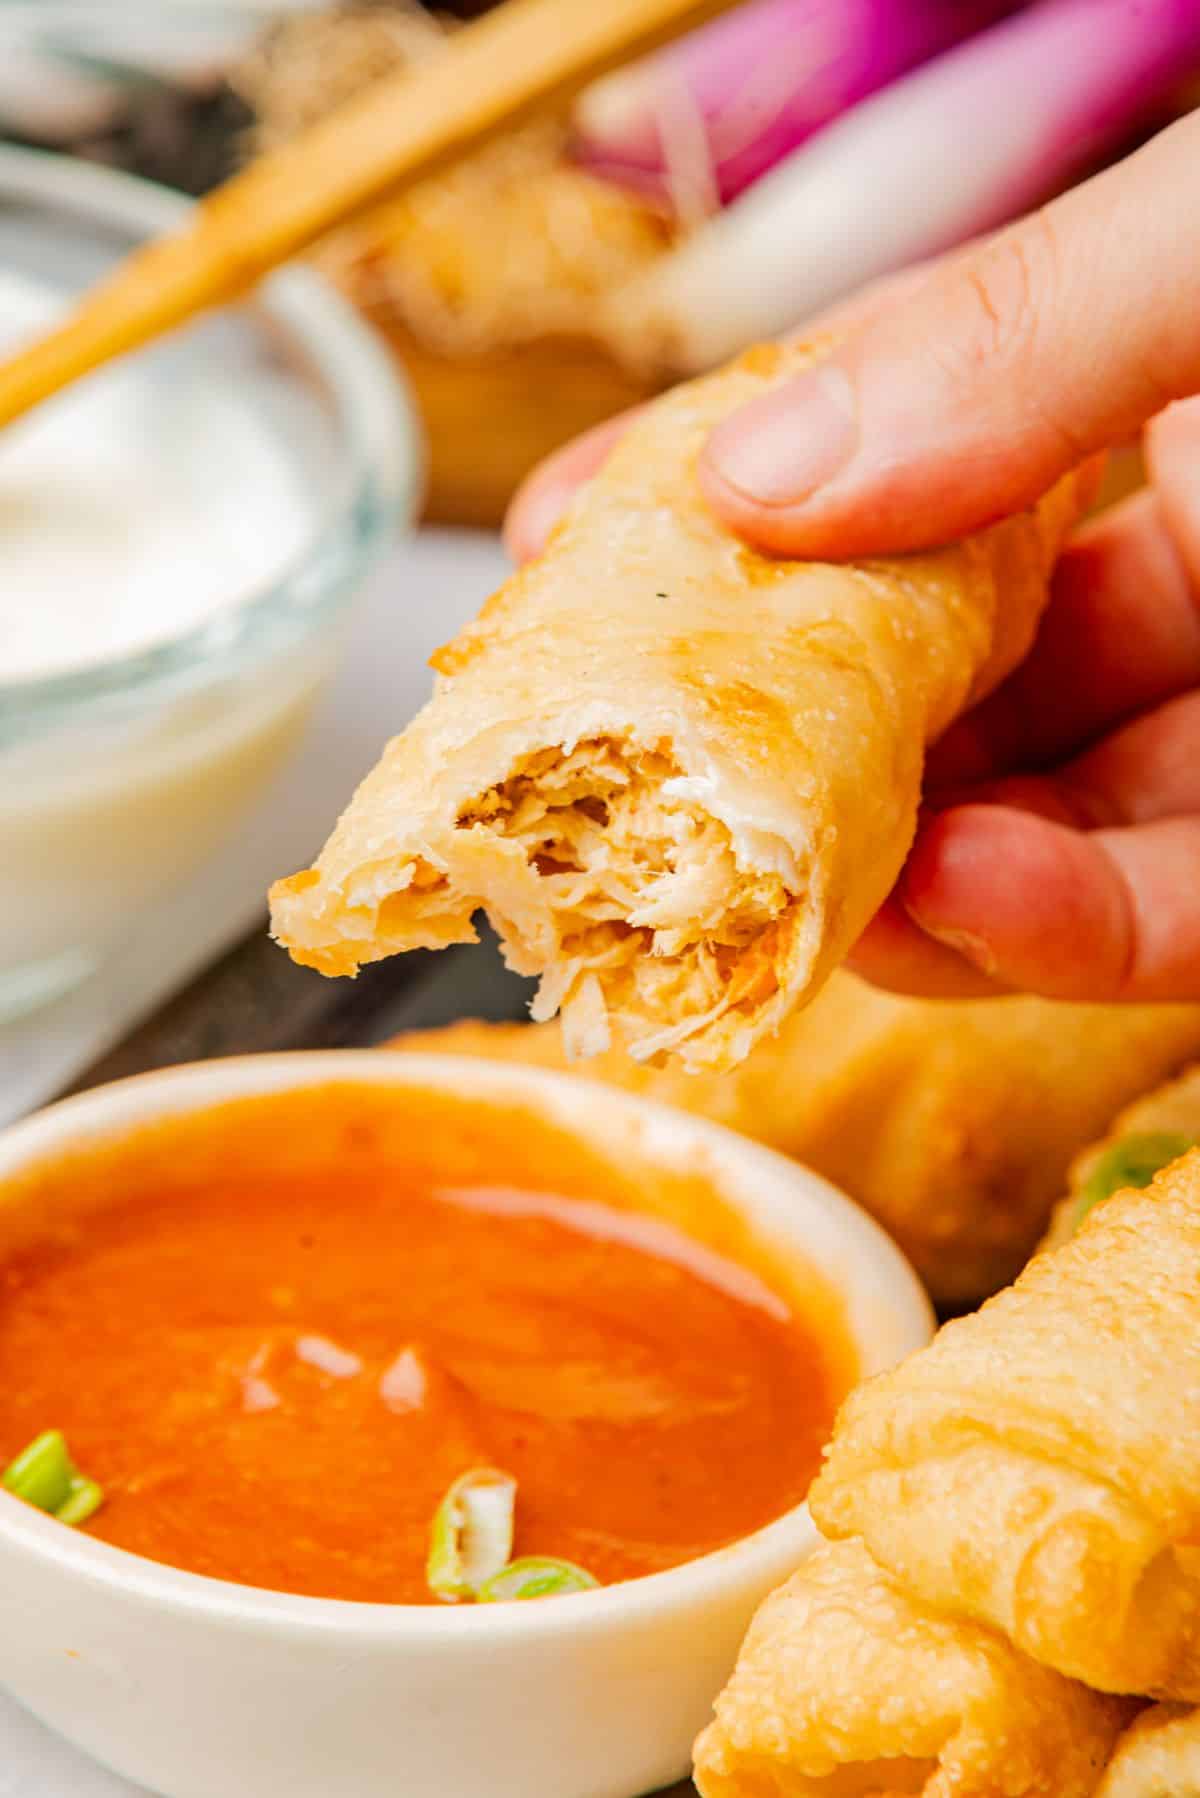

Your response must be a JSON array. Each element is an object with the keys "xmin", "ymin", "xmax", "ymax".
[{"xmin": 701, "ymin": 109, "xmax": 1200, "ymax": 558}]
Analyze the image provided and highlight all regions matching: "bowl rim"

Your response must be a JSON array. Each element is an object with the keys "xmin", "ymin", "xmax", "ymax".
[
  {"xmin": 0, "ymin": 143, "xmax": 423, "ymax": 723},
  {"xmin": 0, "ymin": 1050, "xmax": 934, "ymax": 1643}
]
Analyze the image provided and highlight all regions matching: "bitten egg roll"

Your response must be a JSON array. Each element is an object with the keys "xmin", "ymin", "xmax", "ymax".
[
  {"xmin": 811, "ymin": 1150, "xmax": 1200, "ymax": 1700},
  {"xmin": 692, "ymin": 1537, "xmax": 1133, "ymax": 1798},
  {"xmin": 391, "ymin": 977, "xmax": 1200, "ymax": 1302},
  {"xmin": 1097, "ymin": 1704, "xmax": 1200, "ymax": 1797},
  {"xmin": 271, "ymin": 342, "xmax": 1089, "ymax": 1073},
  {"xmin": 1042, "ymin": 1062, "xmax": 1200, "ymax": 1253}
]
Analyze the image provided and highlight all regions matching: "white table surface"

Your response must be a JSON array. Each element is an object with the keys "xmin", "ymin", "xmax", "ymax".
[{"xmin": 0, "ymin": 526, "xmax": 512, "ymax": 1790}]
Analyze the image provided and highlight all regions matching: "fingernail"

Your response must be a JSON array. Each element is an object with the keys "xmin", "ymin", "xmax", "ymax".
[
  {"xmin": 705, "ymin": 364, "xmax": 858, "ymax": 508},
  {"xmin": 908, "ymin": 914, "xmax": 999, "ymax": 977},
  {"xmin": 504, "ymin": 492, "xmax": 557, "ymax": 563}
]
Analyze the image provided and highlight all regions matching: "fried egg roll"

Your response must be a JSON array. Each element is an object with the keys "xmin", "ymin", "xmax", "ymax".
[
  {"xmin": 1042, "ymin": 1063, "xmax": 1200, "ymax": 1253},
  {"xmin": 811, "ymin": 1150, "xmax": 1200, "ymax": 1700},
  {"xmin": 692, "ymin": 1538, "xmax": 1133, "ymax": 1798},
  {"xmin": 1098, "ymin": 1704, "xmax": 1200, "ymax": 1797},
  {"xmin": 236, "ymin": 6, "xmax": 675, "ymax": 526},
  {"xmin": 271, "ymin": 343, "xmax": 1088, "ymax": 1073},
  {"xmin": 392, "ymin": 977, "xmax": 1200, "ymax": 1302}
]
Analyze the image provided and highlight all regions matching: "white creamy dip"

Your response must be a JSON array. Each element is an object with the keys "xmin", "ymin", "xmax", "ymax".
[
  {"xmin": 0, "ymin": 262, "xmax": 355, "ymax": 1019},
  {"xmin": 0, "ymin": 267, "xmax": 312, "ymax": 681}
]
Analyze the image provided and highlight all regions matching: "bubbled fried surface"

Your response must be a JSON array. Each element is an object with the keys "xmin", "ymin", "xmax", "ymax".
[
  {"xmin": 693, "ymin": 1540, "xmax": 1132, "ymax": 1798},
  {"xmin": 1096, "ymin": 1704, "xmax": 1200, "ymax": 1797},
  {"xmin": 812, "ymin": 1152, "xmax": 1200, "ymax": 1700}
]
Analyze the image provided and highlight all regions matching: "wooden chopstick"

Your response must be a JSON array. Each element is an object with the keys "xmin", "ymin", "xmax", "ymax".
[{"xmin": 0, "ymin": 0, "xmax": 732, "ymax": 431}]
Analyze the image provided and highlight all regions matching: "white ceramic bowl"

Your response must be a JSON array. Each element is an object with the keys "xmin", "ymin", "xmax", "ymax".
[{"xmin": 0, "ymin": 1052, "xmax": 933, "ymax": 1798}]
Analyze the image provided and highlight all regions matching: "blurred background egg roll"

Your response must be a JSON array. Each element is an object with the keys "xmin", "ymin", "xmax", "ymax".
[
  {"xmin": 392, "ymin": 976, "xmax": 1200, "ymax": 1304},
  {"xmin": 1043, "ymin": 1061, "xmax": 1200, "ymax": 1252}
]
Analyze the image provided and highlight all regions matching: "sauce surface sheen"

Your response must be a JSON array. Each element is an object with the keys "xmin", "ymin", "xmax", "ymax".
[{"xmin": 0, "ymin": 1097, "xmax": 842, "ymax": 1602}]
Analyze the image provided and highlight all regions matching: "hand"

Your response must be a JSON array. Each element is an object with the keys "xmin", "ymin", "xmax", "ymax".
[{"xmin": 506, "ymin": 111, "xmax": 1200, "ymax": 1001}]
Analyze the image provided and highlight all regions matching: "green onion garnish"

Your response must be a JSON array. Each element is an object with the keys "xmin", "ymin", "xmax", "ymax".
[
  {"xmin": 476, "ymin": 1556, "xmax": 599, "ymax": 1602},
  {"xmin": 1, "ymin": 1430, "xmax": 105, "ymax": 1526},
  {"xmin": 54, "ymin": 1478, "xmax": 105, "ymax": 1527},
  {"xmin": 1074, "ymin": 1131, "xmax": 1195, "ymax": 1232},
  {"xmin": 426, "ymin": 1468, "xmax": 517, "ymax": 1603}
]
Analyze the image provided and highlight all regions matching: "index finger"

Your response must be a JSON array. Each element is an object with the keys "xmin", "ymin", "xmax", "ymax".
[
  {"xmin": 929, "ymin": 485, "xmax": 1200, "ymax": 787},
  {"xmin": 502, "ymin": 260, "xmax": 945, "ymax": 564}
]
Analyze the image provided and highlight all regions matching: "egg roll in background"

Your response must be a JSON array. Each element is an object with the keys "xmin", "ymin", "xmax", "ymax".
[
  {"xmin": 692, "ymin": 1538, "xmax": 1136, "ymax": 1798},
  {"xmin": 234, "ymin": 5, "xmax": 675, "ymax": 526},
  {"xmin": 1097, "ymin": 1704, "xmax": 1200, "ymax": 1797},
  {"xmin": 317, "ymin": 157, "xmax": 670, "ymax": 527},
  {"xmin": 271, "ymin": 342, "xmax": 1090, "ymax": 1074},
  {"xmin": 390, "ymin": 975, "xmax": 1200, "ymax": 1303},
  {"xmin": 1042, "ymin": 1062, "xmax": 1200, "ymax": 1253},
  {"xmin": 810, "ymin": 1149, "xmax": 1200, "ymax": 1700}
]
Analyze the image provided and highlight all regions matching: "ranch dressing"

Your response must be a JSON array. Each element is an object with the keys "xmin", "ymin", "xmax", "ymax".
[
  {"xmin": 0, "ymin": 264, "xmax": 348, "ymax": 1018},
  {"xmin": 0, "ymin": 266, "xmax": 311, "ymax": 681}
]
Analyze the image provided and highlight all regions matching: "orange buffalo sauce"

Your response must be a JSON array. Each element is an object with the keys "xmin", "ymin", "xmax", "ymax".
[{"xmin": 0, "ymin": 1082, "xmax": 853, "ymax": 1603}]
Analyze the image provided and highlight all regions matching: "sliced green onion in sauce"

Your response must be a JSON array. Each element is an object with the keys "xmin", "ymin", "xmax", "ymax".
[
  {"xmin": 477, "ymin": 1556, "xmax": 599, "ymax": 1602},
  {"xmin": 1074, "ymin": 1132, "xmax": 1195, "ymax": 1232},
  {"xmin": 54, "ymin": 1477, "xmax": 105, "ymax": 1528},
  {"xmin": 426, "ymin": 1468, "xmax": 517, "ymax": 1603},
  {"xmin": 2, "ymin": 1430, "xmax": 105, "ymax": 1526}
]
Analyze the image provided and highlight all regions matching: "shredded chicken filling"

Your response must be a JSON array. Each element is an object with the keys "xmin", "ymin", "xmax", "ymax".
[{"xmin": 452, "ymin": 739, "xmax": 793, "ymax": 1056}]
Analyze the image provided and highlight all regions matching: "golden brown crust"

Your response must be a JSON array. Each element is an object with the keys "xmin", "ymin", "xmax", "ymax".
[
  {"xmin": 271, "ymin": 340, "xmax": 1088, "ymax": 1073},
  {"xmin": 1097, "ymin": 1704, "xmax": 1200, "ymax": 1797},
  {"xmin": 811, "ymin": 1151, "xmax": 1200, "ymax": 1700},
  {"xmin": 390, "ymin": 980, "xmax": 1200, "ymax": 1303},
  {"xmin": 692, "ymin": 1539, "xmax": 1133, "ymax": 1798}
]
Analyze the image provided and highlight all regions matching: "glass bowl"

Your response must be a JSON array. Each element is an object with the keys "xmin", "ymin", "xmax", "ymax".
[{"xmin": 0, "ymin": 143, "xmax": 422, "ymax": 1019}]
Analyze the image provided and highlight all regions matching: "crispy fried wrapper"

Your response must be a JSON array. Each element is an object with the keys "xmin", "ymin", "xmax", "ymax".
[
  {"xmin": 1042, "ymin": 1063, "xmax": 1200, "ymax": 1254},
  {"xmin": 271, "ymin": 340, "xmax": 1089, "ymax": 1074},
  {"xmin": 390, "ymin": 977, "xmax": 1200, "ymax": 1302},
  {"xmin": 1097, "ymin": 1704, "xmax": 1200, "ymax": 1797},
  {"xmin": 692, "ymin": 1538, "xmax": 1133, "ymax": 1798},
  {"xmin": 811, "ymin": 1150, "xmax": 1200, "ymax": 1701}
]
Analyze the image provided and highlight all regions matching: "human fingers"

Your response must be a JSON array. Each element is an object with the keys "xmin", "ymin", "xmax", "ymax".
[
  {"xmin": 701, "ymin": 111, "xmax": 1200, "ymax": 557},
  {"xmin": 930, "ymin": 496, "xmax": 1200, "ymax": 787},
  {"xmin": 886, "ymin": 805, "xmax": 1200, "ymax": 1001}
]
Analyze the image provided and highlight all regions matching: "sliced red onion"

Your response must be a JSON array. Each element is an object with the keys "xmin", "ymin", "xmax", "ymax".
[
  {"xmin": 574, "ymin": 0, "xmax": 1018, "ymax": 210},
  {"xmin": 611, "ymin": 0, "xmax": 1200, "ymax": 369}
]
